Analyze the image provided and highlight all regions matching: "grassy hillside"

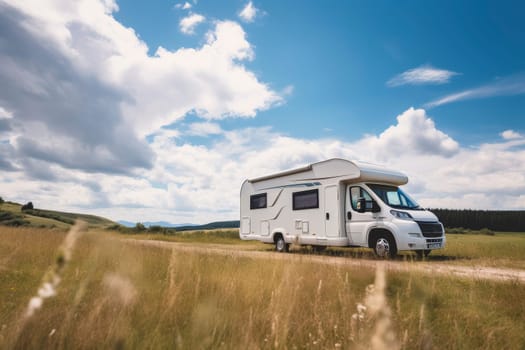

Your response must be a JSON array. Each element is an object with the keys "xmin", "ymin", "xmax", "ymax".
[{"xmin": 0, "ymin": 201, "xmax": 114, "ymax": 229}]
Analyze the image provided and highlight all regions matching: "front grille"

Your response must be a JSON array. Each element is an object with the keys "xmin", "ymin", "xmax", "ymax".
[
  {"xmin": 426, "ymin": 238, "xmax": 443, "ymax": 249},
  {"xmin": 416, "ymin": 221, "xmax": 444, "ymax": 238}
]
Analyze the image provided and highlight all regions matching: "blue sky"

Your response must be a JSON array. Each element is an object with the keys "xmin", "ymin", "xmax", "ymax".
[
  {"xmin": 115, "ymin": 0, "xmax": 525, "ymax": 145},
  {"xmin": 1, "ymin": 0, "xmax": 524, "ymax": 223}
]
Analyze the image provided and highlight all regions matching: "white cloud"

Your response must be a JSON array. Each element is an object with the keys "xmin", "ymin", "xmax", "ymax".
[
  {"xmin": 140, "ymin": 112, "xmax": 525, "ymax": 220},
  {"xmin": 0, "ymin": 1, "xmax": 154, "ymax": 173},
  {"xmin": 426, "ymin": 73, "xmax": 525, "ymax": 108},
  {"xmin": 175, "ymin": 2, "xmax": 192, "ymax": 10},
  {"xmin": 0, "ymin": 106, "xmax": 13, "ymax": 119},
  {"xmin": 239, "ymin": 1, "xmax": 258, "ymax": 22},
  {"xmin": 186, "ymin": 122, "xmax": 222, "ymax": 136},
  {"xmin": 0, "ymin": 1, "xmax": 281, "ymax": 174},
  {"xmin": 0, "ymin": 106, "xmax": 13, "ymax": 139},
  {"xmin": 179, "ymin": 13, "xmax": 205, "ymax": 34},
  {"xmin": 357, "ymin": 107, "xmax": 459, "ymax": 159},
  {"xmin": 101, "ymin": 0, "xmax": 118, "ymax": 13},
  {"xmin": 2, "ymin": 106, "xmax": 525, "ymax": 223},
  {"xmin": 501, "ymin": 130, "xmax": 522, "ymax": 140},
  {"xmin": 387, "ymin": 65, "xmax": 458, "ymax": 87}
]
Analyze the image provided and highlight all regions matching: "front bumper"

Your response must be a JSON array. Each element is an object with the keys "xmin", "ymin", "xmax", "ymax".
[
  {"xmin": 398, "ymin": 235, "xmax": 446, "ymax": 251},
  {"xmin": 390, "ymin": 219, "xmax": 446, "ymax": 251}
]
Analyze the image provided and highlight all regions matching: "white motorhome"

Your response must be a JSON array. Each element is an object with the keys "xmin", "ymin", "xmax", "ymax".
[{"xmin": 239, "ymin": 158, "xmax": 445, "ymax": 258}]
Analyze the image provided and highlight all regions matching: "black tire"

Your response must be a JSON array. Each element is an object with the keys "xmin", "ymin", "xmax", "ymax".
[
  {"xmin": 275, "ymin": 234, "xmax": 289, "ymax": 253},
  {"xmin": 372, "ymin": 233, "xmax": 397, "ymax": 259}
]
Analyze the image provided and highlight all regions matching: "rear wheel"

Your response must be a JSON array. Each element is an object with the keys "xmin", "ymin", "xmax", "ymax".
[
  {"xmin": 275, "ymin": 234, "xmax": 289, "ymax": 253},
  {"xmin": 372, "ymin": 233, "xmax": 397, "ymax": 259}
]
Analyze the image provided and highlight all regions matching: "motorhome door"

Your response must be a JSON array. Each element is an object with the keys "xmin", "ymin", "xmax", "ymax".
[
  {"xmin": 324, "ymin": 185, "xmax": 339, "ymax": 237},
  {"xmin": 345, "ymin": 185, "xmax": 374, "ymax": 245}
]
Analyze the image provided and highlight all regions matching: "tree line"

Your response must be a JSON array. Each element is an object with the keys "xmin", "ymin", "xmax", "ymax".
[{"xmin": 430, "ymin": 209, "xmax": 525, "ymax": 232}]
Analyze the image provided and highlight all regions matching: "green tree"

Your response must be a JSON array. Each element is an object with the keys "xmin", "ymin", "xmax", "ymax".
[{"xmin": 21, "ymin": 202, "xmax": 34, "ymax": 211}]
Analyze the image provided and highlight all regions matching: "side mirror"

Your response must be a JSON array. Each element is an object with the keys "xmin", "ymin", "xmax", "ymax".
[
  {"xmin": 356, "ymin": 197, "xmax": 366, "ymax": 213},
  {"xmin": 371, "ymin": 201, "xmax": 381, "ymax": 213},
  {"xmin": 357, "ymin": 197, "xmax": 381, "ymax": 213}
]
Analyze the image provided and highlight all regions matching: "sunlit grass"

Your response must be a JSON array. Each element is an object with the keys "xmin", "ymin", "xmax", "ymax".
[
  {"xmin": 117, "ymin": 228, "xmax": 261, "ymax": 246},
  {"xmin": 436, "ymin": 232, "xmax": 525, "ymax": 268},
  {"xmin": 22, "ymin": 215, "xmax": 71, "ymax": 230},
  {"xmin": 271, "ymin": 232, "xmax": 525, "ymax": 269},
  {"xmin": 1, "ymin": 227, "xmax": 524, "ymax": 349},
  {"xmin": 0, "ymin": 227, "xmax": 65, "ymax": 329}
]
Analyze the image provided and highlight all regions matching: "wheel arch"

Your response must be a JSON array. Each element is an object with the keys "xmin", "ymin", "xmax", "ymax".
[
  {"xmin": 367, "ymin": 228, "xmax": 396, "ymax": 248},
  {"xmin": 271, "ymin": 228, "xmax": 287, "ymax": 243}
]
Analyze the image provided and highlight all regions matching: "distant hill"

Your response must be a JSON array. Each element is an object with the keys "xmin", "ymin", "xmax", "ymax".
[
  {"xmin": 0, "ymin": 200, "xmax": 115, "ymax": 229},
  {"xmin": 175, "ymin": 220, "xmax": 240, "ymax": 231},
  {"xmin": 117, "ymin": 220, "xmax": 195, "ymax": 228},
  {"xmin": 0, "ymin": 198, "xmax": 239, "ymax": 232},
  {"xmin": 6, "ymin": 197, "xmax": 524, "ymax": 234},
  {"xmin": 117, "ymin": 220, "xmax": 240, "ymax": 231}
]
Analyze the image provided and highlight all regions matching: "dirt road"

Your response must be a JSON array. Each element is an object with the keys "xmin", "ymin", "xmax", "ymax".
[{"xmin": 126, "ymin": 239, "xmax": 525, "ymax": 283}]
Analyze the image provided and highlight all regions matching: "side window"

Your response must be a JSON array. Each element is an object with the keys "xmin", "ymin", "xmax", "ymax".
[
  {"xmin": 350, "ymin": 186, "xmax": 373, "ymax": 211},
  {"xmin": 292, "ymin": 189, "xmax": 319, "ymax": 210},
  {"xmin": 250, "ymin": 193, "xmax": 267, "ymax": 209},
  {"xmin": 350, "ymin": 187, "xmax": 360, "ymax": 210}
]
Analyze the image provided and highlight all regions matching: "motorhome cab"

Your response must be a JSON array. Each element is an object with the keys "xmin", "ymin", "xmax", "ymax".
[{"xmin": 239, "ymin": 158, "xmax": 445, "ymax": 258}]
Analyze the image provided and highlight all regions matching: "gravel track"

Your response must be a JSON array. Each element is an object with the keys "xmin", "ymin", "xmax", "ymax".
[{"xmin": 126, "ymin": 239, "xmax": 525, "ymax": 283}]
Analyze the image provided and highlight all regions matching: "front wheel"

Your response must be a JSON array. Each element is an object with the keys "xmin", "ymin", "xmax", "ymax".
[
  {"xmin": 275, "ymin": 235, "xmax": 289, "ymax": 253},
  {"xmin": 373, "ymin": 234, "xmax": 397, "ymax": 259}
]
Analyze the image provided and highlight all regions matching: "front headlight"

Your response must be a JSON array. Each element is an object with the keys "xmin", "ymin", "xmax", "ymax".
[{"xmin": 390, "ymin": 209, "xmax": 413, "ymax": 220}]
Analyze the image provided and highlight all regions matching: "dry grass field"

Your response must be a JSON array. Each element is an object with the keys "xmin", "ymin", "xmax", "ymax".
[
  {"xmin": 1, "ymin": 224, "xmax": 525, "ymax": 349},
  {"xmin": 132, "ymin": 228, "xmax": 525, "ymax": 269}
]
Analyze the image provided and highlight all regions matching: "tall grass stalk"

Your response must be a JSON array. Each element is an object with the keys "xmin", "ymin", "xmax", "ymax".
[{"xmin": 25, "ymin": 221, "xmax": 86, "ymax": 317}]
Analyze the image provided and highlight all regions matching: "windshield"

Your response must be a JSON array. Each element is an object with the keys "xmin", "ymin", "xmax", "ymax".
[{"xmin": 367, "ymin": 184, "xmax": 421, "ymax": 210}]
